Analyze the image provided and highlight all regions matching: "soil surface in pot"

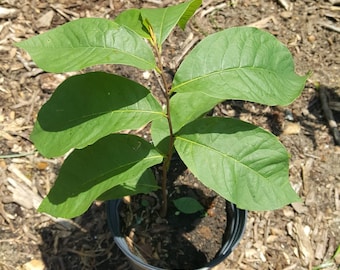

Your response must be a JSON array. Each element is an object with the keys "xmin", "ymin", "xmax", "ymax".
[{"xmin": 119, "ymin": 158, "xmax": 228, "ymax": 269}]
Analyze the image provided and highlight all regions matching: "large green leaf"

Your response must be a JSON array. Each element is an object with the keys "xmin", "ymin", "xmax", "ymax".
[
  {"xmin": 172, "ymin": 27, "xmax": 308, "ymax": 106},
  {"xmin": 31, "ymin": 72, "xmax": 165, "ymax": 158},
  {"xmin": 38, "ymin": 134, "xmax": 163, "ymax": 218},
  {"xmin": 175, "ymin": 117, "xmax": 300, "ymax": 211},
  {"xmin": 97, "ymin": 168, "xmax": 159, "ymax": 201},
  {"xmin": 141, "ymin": 0, "xmax": 201, "ymax": 46},
  {"xmin": 16, "ymin": 18, "xmax": 156, "ymax": 72}
]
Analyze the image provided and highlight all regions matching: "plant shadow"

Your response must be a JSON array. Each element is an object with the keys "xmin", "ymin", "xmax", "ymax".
[
  {"xmin": 110, "ymin": 154, "xmax": 229, "ymax": 269},
  {"xmin": 37, "ymin": 203, "xmax": 132, "ymax": 270}
]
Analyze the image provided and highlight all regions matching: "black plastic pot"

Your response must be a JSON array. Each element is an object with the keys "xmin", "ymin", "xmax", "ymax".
[{"xmin": 107, "ymin": 199, "xmax": 247, "ymax": 270}]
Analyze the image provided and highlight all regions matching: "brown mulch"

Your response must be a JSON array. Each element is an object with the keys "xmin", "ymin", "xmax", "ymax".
[{"xmin": 1, "ymin": 0, "xmax": 340, "ymax": 269}]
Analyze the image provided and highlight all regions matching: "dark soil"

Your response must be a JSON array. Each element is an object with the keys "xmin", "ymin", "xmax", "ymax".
[
  {"xmin": 118, "ymin": 158, "xmax": 229, "ymax": 269},
  {"xmin": 1, "ymin": 0, "xmax": 339, "ymax": 270}
]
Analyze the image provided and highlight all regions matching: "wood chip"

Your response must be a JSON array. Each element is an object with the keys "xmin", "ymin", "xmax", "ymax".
[
  {"xmin": 0, "ymin": 7, "xmax": 18, "ymax": 19},
  {"xmin": 314, "ymin": 230, "xmax": 328, "ymax": 259},
  {"xmin": 293, "ymin": 217, "xmax": 314, "ymax": 266},
  {"xmin": 6, "ymin": 177, "xmax": 42, "ymax": 210},
  {"xmin": 36, "ymin": 10, "xmax": 55, "ymax": 28}
]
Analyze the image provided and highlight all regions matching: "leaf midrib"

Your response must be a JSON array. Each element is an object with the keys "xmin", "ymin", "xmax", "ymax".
[
  {"xmin": 172, "ymin": 66, "xmax": 280, "ymax": 92},
  {"xmin": 81, "ymin": 155, "xmax": 162, "ymax": 186},
  {"xmin": 176, "ymin": 135, "xmax": 269, "ymax": 181},
  {"xmin": 60, "ymin": 110, "xmax": 165, "ymax": 126}
]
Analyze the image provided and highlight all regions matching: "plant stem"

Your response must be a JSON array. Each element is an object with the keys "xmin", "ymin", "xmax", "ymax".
[{"xmin": 154, "ymin": 45, "xmax": 175, "ymax": 218}]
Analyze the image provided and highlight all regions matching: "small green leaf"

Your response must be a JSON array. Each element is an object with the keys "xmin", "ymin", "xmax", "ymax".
[
  {"xmin": 175, "ymin": 117, "xmax": 300, "ymax": 211},
  {"xmin": 97, "ymin": 169, "xmax": 159, "ymax": 201},
  {"xmin": 38, "ymin": 134, "xmax": 163, "ymax": 218},
  {"xmin": 115, "ymin": 9, "xmax": 151, "ymax": 39},
  {"xmin": 16, "ymin": 18, "xmax": 156, "ymax": 72},
  {"xmin": 173, "ymin": 197, "xmax": 204, "ymax": 214},
  {"xmin": 170, "ymin": 92, "xmax": 223, "ymax": 133},
  {"xmin": 31, "ymin": 72, "xmax": 165, "ymax": 157},
  {"xmin": 140, "ymin": 0, "xmax": 201, "ymax": 46},
  {"xmin": 172, "ymin": 27, "xmax": 309, "ymax": 106},
  {"xmin": 151, "ymin": 92, "xmax": 222, "ymax": 154}
]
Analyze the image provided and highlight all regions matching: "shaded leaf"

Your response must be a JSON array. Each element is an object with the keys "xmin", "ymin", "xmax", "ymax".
[
  {"xmin": 173, "ymin": 197, "xmax": 204, "ymax": 214},
  {"xmin": 175, "ymin": 117, "xmax": 300, "ymax": 211},
  {"xmin": 16, "ymin": 18, "xmax": 156, "ymax": 72},
  {"xmin": 172, "ymin": 27, "xmax": 308, "ymax": 106},
  {"xmin": 31, "ymin": 72, "xmax": 164, "ymax": 158},
  {"xmin": 38, "ymin": 134, "xmax": 163, "ymax": 218},
  {"xmin": 97, "ymin": 169, "xmax": 159, "ymax": 201}
]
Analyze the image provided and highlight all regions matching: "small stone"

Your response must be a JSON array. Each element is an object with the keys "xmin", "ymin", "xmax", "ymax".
[
  {"xmin": 143, "ymin": 71, "xmax": 151, "ymax": 79},
  {"xmin": 35, "ymin": 161, "xmax": 49, "ymax": 170},
  {"xmin": 280, "ymin": 11, "xmax": 292, "ymax": 19},
  {"xmin": 283, "ymin": 122, "xmax": 301, "ymax": 135},
  {"xmin": 22, "ymin": 259, "xmax": 45, "ymax": 270},
  {"xmin": 307, "ymin": 35, "xmax": 316, "ymax": 43}
]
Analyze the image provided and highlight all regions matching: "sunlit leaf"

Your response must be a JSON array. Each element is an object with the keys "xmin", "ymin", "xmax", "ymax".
[
  {"xmin": 141, "ymin": 0, "xmax": 201, "ymax": 46},
  {"xmin": 151, "ymin": 91, "xmax": 222, "ymax": 153},
  {"xmin": 175, "ymin": 117, "xmax": 300, "ymax": 211},
  {"xmin": 115, "ymin": 9, "xmax": 151, "ymax": 39},
  {"xmin": 172, "ymin": 27, "xmax": 308, "ymax": 105},
  {"xmin": 16, "ymin": 18, "xmax": 156, "ymax": 72}
]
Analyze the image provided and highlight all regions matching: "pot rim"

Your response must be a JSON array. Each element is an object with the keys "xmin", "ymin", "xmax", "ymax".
[{"xmin": 107, "ymin": 199, "xmax": 247, "ymax": 270}]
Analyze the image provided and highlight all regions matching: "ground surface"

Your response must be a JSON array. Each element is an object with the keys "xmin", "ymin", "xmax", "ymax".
[{"xmin": 0, "ymin": 0, "xmax": 340, "ymax": 269}]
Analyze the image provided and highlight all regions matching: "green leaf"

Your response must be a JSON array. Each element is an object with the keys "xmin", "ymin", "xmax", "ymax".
[
  {"xmin": 175, "ymin": 117, "xmax": 300, "ymax": 211},
  {"xmin": 115, "ymin": 9, "xmax": 151, "ymax": 39},
  {"xmin": 151, "ymin": 92, "xmax": 222, "ymax": 153},
  {"xmin": 31, "ymin": 72, "xmax": 165, "ymax": 158},
  {"xmin": 97, "ymin": 168, "xmax": 159, "ymax": 201},
  {"xmin": 170, "ymin": 92, "xmax": 223, "ymax": 132},
  {"xmin": 16, "ymin": 18, "xmax": 156, "ymax": 72},
  {"xmin": 140, "ymin": 0, "xmax": 201, "ymax": 46},
  {"xmin": 38, "ymin": 134, "xmax": 163, "ymax": 218},
  {"xmin": 150, "ymin": 117, "xmax": 170, "ymax": 155},
  {"xmin": 173, "ymin": 197, "xmax": 204, "ymax": 214},
  {"xmin": 172, "ymin": 27, "xmax": 309, "ymax": 106}
]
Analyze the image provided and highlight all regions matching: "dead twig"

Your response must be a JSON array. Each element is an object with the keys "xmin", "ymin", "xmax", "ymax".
[
  {"xmin": 329, "ymin": 0, "xmax": 340, "ymax": 5},
  {"xmin": 319, "ymin": 85, "xmax": 340, "ymax": 145},
  {"xmin": 248, "ymin": 16, "xmax": 278, "ymax": 29},
  {"xmin": 50, "ymin": 4, "xmax": 79, "ymax": 21},
  {"xmin": 200, "ymin": 2, "xmax": 227, "ymax": 18},
  {"xmin": 319, "ymin": 22, "xmax": 340, "ymax": 33}
]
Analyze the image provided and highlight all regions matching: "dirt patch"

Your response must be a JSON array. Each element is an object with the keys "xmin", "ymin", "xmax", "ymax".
[
  {"xmin": 1, "ymin": 0, "xmax": 339, "ymax": 270},
  {"xmin": 117, "ymin": 158, "xmax": 231, "ymax": 269}
]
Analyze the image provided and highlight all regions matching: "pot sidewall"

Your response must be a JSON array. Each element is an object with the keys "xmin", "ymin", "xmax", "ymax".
[{"xmin": 107, "ymin": 199, "xmax": 247, "ymax": 270}]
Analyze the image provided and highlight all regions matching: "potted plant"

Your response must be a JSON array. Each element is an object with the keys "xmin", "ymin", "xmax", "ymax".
[{"xmin": 16, "ymin": 0, "xmax": 308, "ymax": 268}]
